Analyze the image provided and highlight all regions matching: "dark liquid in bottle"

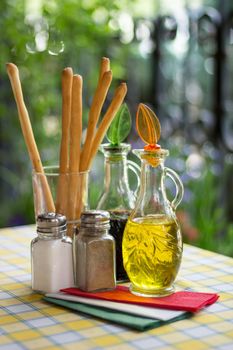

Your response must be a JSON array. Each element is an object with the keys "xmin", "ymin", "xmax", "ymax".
[{"xmin": 109, "ymin": 211, "xmax": 130, "ymax": 282}]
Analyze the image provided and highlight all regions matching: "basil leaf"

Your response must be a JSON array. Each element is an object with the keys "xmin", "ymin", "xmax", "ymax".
[{"xmin": 107, "ymin": 103, "xmax": 132, "ymax": 145}]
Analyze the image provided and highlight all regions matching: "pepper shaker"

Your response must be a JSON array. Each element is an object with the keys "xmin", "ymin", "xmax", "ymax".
[
  {"xmin": 31, "ymin": 212, "xmax": 74, "ymax": 293},
  {"xmin": 75, "ymin": 210, "xmax": 116, "ymax": 292}
]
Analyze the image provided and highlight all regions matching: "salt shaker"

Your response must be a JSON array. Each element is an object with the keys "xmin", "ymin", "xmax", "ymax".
[
  {"xmin": 75, "ymin": 210, "xmax": 116, "ymax": 292},
  {"xmin": 31, "ymin": 212, "xmax": 74, "ymax": 294}
]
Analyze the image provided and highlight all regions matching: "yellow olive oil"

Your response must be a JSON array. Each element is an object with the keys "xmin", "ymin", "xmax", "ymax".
[{"xmin": 122, "ymin": 215, "xmax": 182, "ymax": 296}]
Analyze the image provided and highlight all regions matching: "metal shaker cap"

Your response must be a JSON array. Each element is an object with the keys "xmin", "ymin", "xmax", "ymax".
[
  {"xmin": 80, "ymin": 210, "xmax": 110, "ymax": 229},
  {"xmin": 36, "ymin": 212, "xmax": 67, "ymax": 236}
]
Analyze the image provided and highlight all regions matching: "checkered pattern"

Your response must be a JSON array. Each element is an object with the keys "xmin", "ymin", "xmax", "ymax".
[{"xmin": 0, "ymin": 225, "xmax": 233, "ymax": 350}]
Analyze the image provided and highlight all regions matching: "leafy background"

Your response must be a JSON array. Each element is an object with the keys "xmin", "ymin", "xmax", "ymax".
[{"xmin": 0, "ymin": 0, "xmax": 233, "ymax": 257}]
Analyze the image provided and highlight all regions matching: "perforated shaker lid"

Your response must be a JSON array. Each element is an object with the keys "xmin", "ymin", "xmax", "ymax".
[
  {"xmin": 36, "ymin": 212, "xmax": 67, "ymax": 234},
  {"xmin": 80, "ymin": 210, "xmax": 110, "ymax": 229}
]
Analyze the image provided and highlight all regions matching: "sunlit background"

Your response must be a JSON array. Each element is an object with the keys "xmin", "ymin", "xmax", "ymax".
[{"xmin": 1, "ymin": 0, "xmax": 233, "ymax": 256}]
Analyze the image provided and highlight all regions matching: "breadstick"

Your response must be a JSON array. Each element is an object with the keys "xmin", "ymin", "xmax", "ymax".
[
  {"xmin": 75, "ymin": 172, "xmax": 86, "ymax": 220},
  {"xmin": 99, "ymin": 57, "xmax": 110, "ymax": 81},
  {"xmin": 67, "ymin": 74, "xmax": 83, "ymax": 224},
  {"xmin": 86, "ymin": 82, "xmax": 127, "ymax": 170},
  {"xmin": 56, "ymin": 67, "xmax": 73, "ymax": 214},
  {"xmin": 80, "ymin": 70, "xmax": 112, "ymax": 171},
  {"xmin": 80, "ymin": 58, "xmax": 111, "ymax": 172},
  {"xmin": 6, "ymin": 63, "xmax": 55, "ymax": 213}
]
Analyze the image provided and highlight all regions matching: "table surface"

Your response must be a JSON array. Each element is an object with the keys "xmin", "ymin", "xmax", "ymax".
[{"xmin": 0, "ymin": 225, "xmax": 233, "ymax": 350}]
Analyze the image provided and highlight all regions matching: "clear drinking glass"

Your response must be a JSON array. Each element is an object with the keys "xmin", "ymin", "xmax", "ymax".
[{"xmin": 32, "ymin": 166, "xmax": 89, "ymax": 237}]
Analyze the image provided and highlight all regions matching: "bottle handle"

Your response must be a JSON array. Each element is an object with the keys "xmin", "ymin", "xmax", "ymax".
[
  {"xmin": 164, "ymin": 167, "xmax": 184, "ymax": 210},
  {"xmin": 127, "ymin": 160, "xmax": 141, "ymax": 194}
]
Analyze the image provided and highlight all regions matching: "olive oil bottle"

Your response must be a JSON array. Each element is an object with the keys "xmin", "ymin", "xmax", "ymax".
[{"xmin": 122, "ymin": 148, "xmax": 184, "ymax": 297}]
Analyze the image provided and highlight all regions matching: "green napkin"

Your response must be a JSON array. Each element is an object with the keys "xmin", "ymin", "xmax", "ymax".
[{"xmin": 43, "ymin": 296, "xmax": 191, "ymax": 331}]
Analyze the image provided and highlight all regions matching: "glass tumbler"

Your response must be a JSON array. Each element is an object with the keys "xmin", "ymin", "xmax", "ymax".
[{"xmin": 32, "ymin": 165, "xmax": 89, "ymax": 237}]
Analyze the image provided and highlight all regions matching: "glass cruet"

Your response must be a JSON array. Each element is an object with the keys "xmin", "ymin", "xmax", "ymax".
[
  {"xmin": 122, "ymin": 148, "xmax": 184, "ymax": 297},
  {"xmin": 97, "ymin": 143, "xmax": 140, "ymax": 282}
]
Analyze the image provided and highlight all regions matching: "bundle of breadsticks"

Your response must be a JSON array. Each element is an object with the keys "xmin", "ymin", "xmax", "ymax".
[{"xmin": 7, "ymin": 58, "xmax": 127, "ymax": 237}]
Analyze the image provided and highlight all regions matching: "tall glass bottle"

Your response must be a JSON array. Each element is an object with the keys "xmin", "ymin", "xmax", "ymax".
[
  {"xmin": 122, "ymin": 148, "xmax": 184, "ymax": 297},
  {"xmin": 97, "ymin": 143, "xmax": 140, "ymax": 282}
]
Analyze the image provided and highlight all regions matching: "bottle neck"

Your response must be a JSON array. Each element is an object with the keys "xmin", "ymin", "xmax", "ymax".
[
  {"xmin": 140, "ymin": 160, "xmax": 164, "ymax": 195},
  {"xmin": 135, "ymin": 159, "xmax": 170, "ymax": 217},
  {"xmin": 104, "ymin": 153, "xmax": 128, "ymax": 190},
  {"xmin": 98, "ymin": 143, "xmax": 135, "ymax": 211}
]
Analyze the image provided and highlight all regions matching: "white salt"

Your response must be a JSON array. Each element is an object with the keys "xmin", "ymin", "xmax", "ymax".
[{"xmin": 31, "ymin": 237, "xmax": 74, "ymax": 294}]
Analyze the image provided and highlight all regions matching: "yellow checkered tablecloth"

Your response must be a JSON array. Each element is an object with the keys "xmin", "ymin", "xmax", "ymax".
[{"xmin": 0, "ymin": 225, "xmax": 233, "ymax": 350}]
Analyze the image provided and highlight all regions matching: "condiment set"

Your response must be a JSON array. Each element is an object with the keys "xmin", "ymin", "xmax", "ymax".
[{"xmin": 7, "ymin": 58, "xmax": 184, "ymax": 297}]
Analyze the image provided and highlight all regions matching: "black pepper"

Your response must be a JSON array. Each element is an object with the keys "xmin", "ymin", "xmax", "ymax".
[{"xmin": 74, "ymin": 210, "xmax": 116, "ymax": 292}]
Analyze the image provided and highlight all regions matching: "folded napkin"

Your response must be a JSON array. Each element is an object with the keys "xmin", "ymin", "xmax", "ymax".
[
  {"xmin": 43, "ymin": 296, "xmax": 191, "ymax": 331},
  {"xmin": 46, "ymin": 292, "xmax": 186, "ymax": 321},
  {"xmin": 61, "ymin": 285, "xmax": 219, "ymax": 313}
]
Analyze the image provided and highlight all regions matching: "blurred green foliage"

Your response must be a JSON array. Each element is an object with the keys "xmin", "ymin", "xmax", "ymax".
[
  {"xmin": 168, "ymin": 142, "xmax": 233, "ymax": 257},
  {"xmin": 0, "ymin": 0, "xmax": 135, "ymax": 227}
]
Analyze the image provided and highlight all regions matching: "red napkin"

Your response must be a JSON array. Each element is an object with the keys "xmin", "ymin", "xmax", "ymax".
[{"xmin": 61, "ymin": 285, "xmax": 219, "ymax": 313}]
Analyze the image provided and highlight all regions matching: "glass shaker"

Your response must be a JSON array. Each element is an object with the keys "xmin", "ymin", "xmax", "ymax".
[
  {"xmin": 75, "ymin": 210, "xmax": 116, "ymax": 292},
  {"xmin": 122, "ymin": 148, "xmax": 184, "ymax": 297},
  {"xmin": 97, "ymin": 143, "xmax": 140, "ymax": 282},
  {"xmin": 31, "ymin": 212, "xmax": 74, "ymax": 294}
]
